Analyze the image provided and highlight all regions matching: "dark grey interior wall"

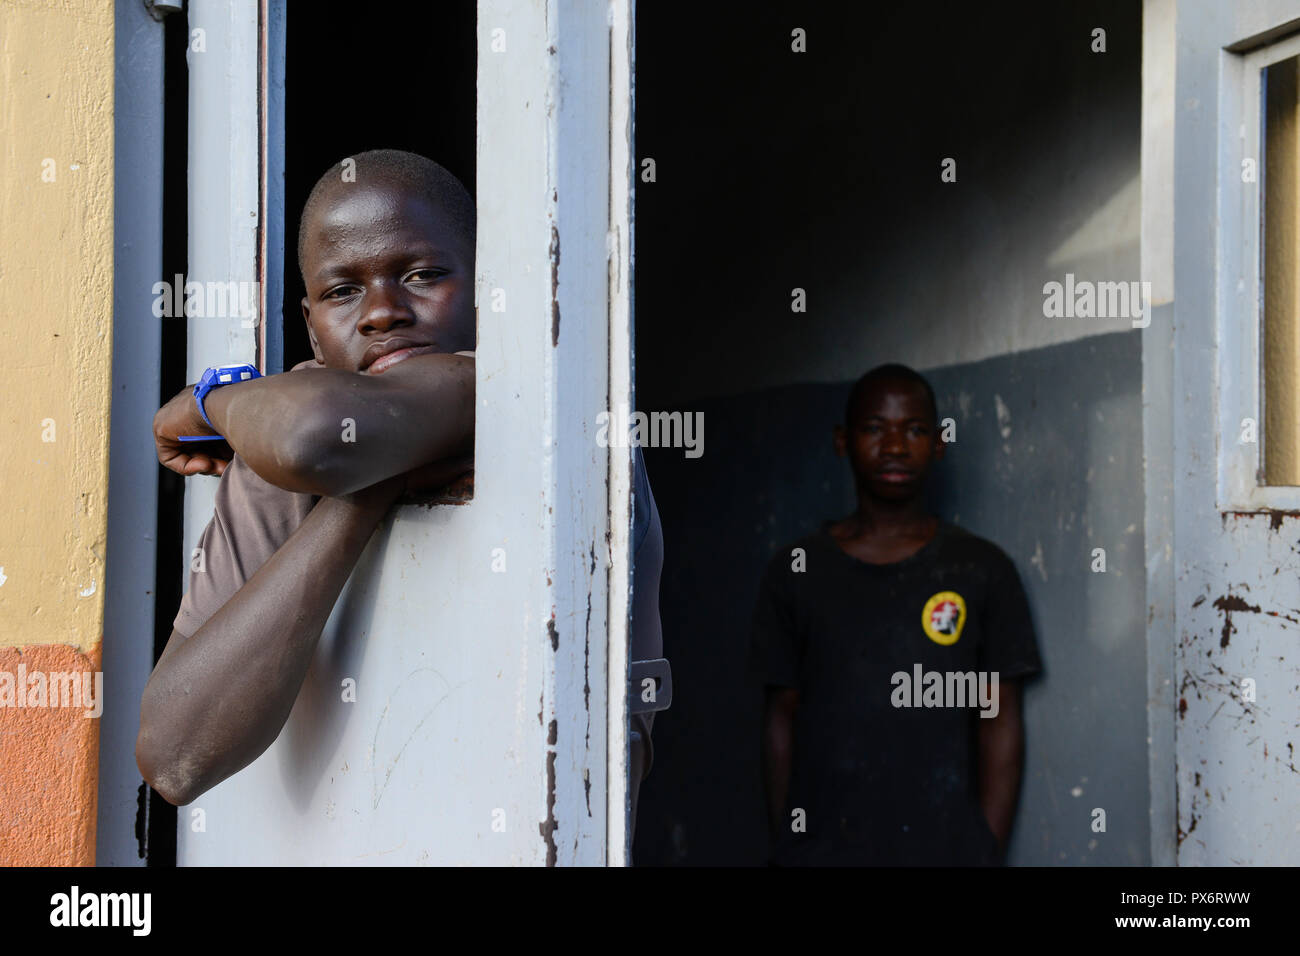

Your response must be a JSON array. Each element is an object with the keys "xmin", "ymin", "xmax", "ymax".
[
  {"xmin": 633, "ymin": 332, "xmax": 1147, "ymax": 865},
  {"xmin": 633, "ymin": 1, "xmax": 1142, "ymax": 407}
]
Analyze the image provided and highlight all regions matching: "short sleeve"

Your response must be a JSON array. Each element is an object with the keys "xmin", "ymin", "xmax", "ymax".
[
  {"xmin": 977, "ymin": 549, "xmax": 1043, "ymax": 680},
  {"xmin": 173, "ymin": 507, "xmax": 227, "ymax": 639},
  {"xmin": 749, "ymin": 556, "xmax": 803, "ymax": 688},
  {"xmin": 171, "ymin": 361, "xmax": 323, "ymax": 638},
  {"xmin": 172, "ymin": 453, "xmax": 316, "ymax": 638}
]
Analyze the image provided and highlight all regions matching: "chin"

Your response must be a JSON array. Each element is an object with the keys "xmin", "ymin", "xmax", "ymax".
[{"xmin": 869, "ymin": 482, "xmax": 922, "ymax": 501}]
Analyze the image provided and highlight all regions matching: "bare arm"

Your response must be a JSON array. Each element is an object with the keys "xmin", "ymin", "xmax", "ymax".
[
  {"xmin": 977, "ymin": 678, "xmax": 1025, "ymax": 851},
  {"xmin": 159, "ymin": 353, "xmax": 474, "ymax": 497},
  {"xmin": 136, "ymin": 476, "xmax": 405, "ymax": 805},
  {"xmin": 761, "ymin": 686, "xmax": 799, "ymax": 841}
]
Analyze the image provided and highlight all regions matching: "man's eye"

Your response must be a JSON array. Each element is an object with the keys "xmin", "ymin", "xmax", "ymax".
[
  {"xmin": 324, "ymin": 286, "xmax": 358, "ymax": 299},
  {"xmin": 407, "ymin": 269, "xmax": 445, "ymax": 282}
]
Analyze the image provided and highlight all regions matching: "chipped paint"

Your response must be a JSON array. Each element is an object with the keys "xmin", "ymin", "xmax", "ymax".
[
  {"xmin": 1210, "ymin": 593, "xmax": 1260, "ymax": 649},
  {"xmin": 1222, "ymin": 509, "xmax": 1300, "ymax": 532},
  {"xmin": 993, "ymin": 394, "xmax": 1012, "ymax": 439},
  {"xmin": 1029, "ymin": 540, "xmax": 1047, "ymax": 582},
  {"xmin": 539, "ymin": 719, "xmax": 558, "ymax": 866},
  {"xmin": 957, "ymin": 390, "xmax": 972, "ymax": 420},
  {"xmin": 412, "ymin": 472, "xmax": 475, "ymax": 508},
  {"xmin": 550, "ymin": 224, "xmax": 561, "ymax": 346},
  {"xmin": 584, "ymin": 593, "xmax": 592, "ymax": 745}
]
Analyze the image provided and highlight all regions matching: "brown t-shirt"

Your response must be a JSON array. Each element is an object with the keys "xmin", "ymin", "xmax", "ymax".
[
  {"xmin": 172, "ymin": 452, "xmax": 318, "ymax": 639},
  {"xmin": 173, "ymin": 359, "xmax": 323, "ymax": 640},
  {"xmin": 171, "ymin": 360, "xmax": 664, "ymax": 835}
]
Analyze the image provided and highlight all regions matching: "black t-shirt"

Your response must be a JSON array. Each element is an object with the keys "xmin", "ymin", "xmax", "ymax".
[{"xmin": 750, "ymin": 520, "xmax": 1042, "ymax": 865}]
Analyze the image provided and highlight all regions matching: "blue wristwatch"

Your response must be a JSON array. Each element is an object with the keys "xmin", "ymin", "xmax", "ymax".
[{"xmin": 177, "ymin": 364, "xmax": 262, "ymax": 441}]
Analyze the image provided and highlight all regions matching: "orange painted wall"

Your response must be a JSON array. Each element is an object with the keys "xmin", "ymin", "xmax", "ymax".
[{"xmin": 0, "ymin": 646, "xmax": 103, "ymax": 866}]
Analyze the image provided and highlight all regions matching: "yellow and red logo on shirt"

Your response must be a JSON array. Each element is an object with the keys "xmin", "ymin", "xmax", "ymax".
[{"xmin": 922, "ymin": 591, "xmax": 966, "ymax": 645}]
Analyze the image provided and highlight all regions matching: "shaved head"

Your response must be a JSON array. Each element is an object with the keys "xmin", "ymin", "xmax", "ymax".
[
  {"xmin": 297, "ymin": 149, "xmax": 475, "ymax": 279},
  {"xmin": 844, "ymin": 364, "xmax": 938, "ymax": 429}
]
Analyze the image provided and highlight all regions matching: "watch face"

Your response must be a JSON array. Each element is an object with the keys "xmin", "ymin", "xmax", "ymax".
[
  {"xmin": 216, "ymin": 366, "xmax": 257, "ymax": 385},
  {"xmin": 209, "ymin": 364, "xmax": 260, "ymax": 386}
]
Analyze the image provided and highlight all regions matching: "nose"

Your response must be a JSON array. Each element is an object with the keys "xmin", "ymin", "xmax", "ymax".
[
  {"xmin": 357, "ymin": 279, "xmax": 416, "ymax": 333},
  {"xmin": 881, "ymin": 426, "xmax": 909, "ymax": 456}
]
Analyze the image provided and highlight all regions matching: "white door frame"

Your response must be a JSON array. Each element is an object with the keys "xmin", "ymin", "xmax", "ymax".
[{"xmin": 176, "ymin": 0, "xmax": 633, "ymax": 865}]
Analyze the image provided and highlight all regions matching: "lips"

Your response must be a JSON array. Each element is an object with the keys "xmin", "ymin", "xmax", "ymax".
[{"xmin": 361, "ymin": 337, "xmax": 432, "ymax": 372}]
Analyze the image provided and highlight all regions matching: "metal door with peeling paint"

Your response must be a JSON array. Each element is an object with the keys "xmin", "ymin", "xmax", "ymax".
[
  {"xmin": 175, "ymin": 0, "xmax": 635, "ymax": 865},
  {"xmin": 1144, "ymin": 0, "xmax": 1300, "ymax": 865}
]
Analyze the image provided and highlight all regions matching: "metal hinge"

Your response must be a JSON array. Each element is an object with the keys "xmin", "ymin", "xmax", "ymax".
[
  {"xmin": 144, "ymin": 0, "xmax": 185, "ymax": 21},
  {"xmin": 629, "ymin": 658, "xmax": 673, "ymax": 715}
]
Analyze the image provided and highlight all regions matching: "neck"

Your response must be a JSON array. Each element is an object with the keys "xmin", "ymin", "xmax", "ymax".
[{"xmin": 844, "ymin": 494, "xmax": 934, "ymax": 536}]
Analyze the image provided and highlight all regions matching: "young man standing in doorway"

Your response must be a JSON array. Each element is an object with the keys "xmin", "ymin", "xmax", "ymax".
[{"xmin": 752, "ymin": 364, "xmax": 1041, "ymax": 865}]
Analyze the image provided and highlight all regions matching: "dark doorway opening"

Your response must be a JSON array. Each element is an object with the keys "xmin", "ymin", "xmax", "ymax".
[{"xmin": 282, "ymin": 4, "xmax": 477, "ymax": 369}]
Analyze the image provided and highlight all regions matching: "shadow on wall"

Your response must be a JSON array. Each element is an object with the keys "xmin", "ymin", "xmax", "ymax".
[{"xmin": 632, "ymin": 329, "xmax": 1148, "ymax": 866}]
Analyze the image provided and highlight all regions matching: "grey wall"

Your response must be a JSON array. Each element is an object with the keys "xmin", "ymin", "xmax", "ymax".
[
  {"xmin": 634, "ymin": 333, "xmax": 1147, "ymax": 865},
  {"xmin": 632, "ymin": 0, "xmax": 1148, "ymax": 864}
]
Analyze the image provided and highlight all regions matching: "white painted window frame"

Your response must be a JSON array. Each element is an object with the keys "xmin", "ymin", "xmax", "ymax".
[
  {"xmin": 607, "ymin": 0, "xmax": 636, "ymax": 865},
  {"xmin": 184, "ymin": 0, "xmax": 264, "ymax": 539},
  {"xmin": 1218, "ymin": 30, "xmax": 1300, "ymax": 510}
]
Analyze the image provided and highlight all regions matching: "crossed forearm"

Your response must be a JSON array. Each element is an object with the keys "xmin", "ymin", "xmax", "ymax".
[
  {"xmin": 201, "ymin": 355, "xmax": 474, "ymax": 496},
  {"xmin": 136, "ymin": 491, "xmax": 395, "ymax": 805}
]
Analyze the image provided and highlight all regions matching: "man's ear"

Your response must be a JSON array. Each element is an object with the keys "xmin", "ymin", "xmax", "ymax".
[
  {"xmin": 932, "ymin": 432, "xmax": 947, "ymax": 461},
  {"xmin": 832, "ymin": 424, "xmax": 847, "ymax": 458},
  {"xmin": 302, "ymin": 298, "xmax": 324, "ymax": 364}
]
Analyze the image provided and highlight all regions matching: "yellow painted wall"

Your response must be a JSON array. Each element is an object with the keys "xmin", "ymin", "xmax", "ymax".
[{"xmin": 0, "ymin": 0, "xmax": 115, "ymax": 865}]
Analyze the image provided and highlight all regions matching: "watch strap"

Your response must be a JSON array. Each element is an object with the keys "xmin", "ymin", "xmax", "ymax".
[{"xmin": 179, "ymin": 364, "xmax": 262, "ymax": 440}]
